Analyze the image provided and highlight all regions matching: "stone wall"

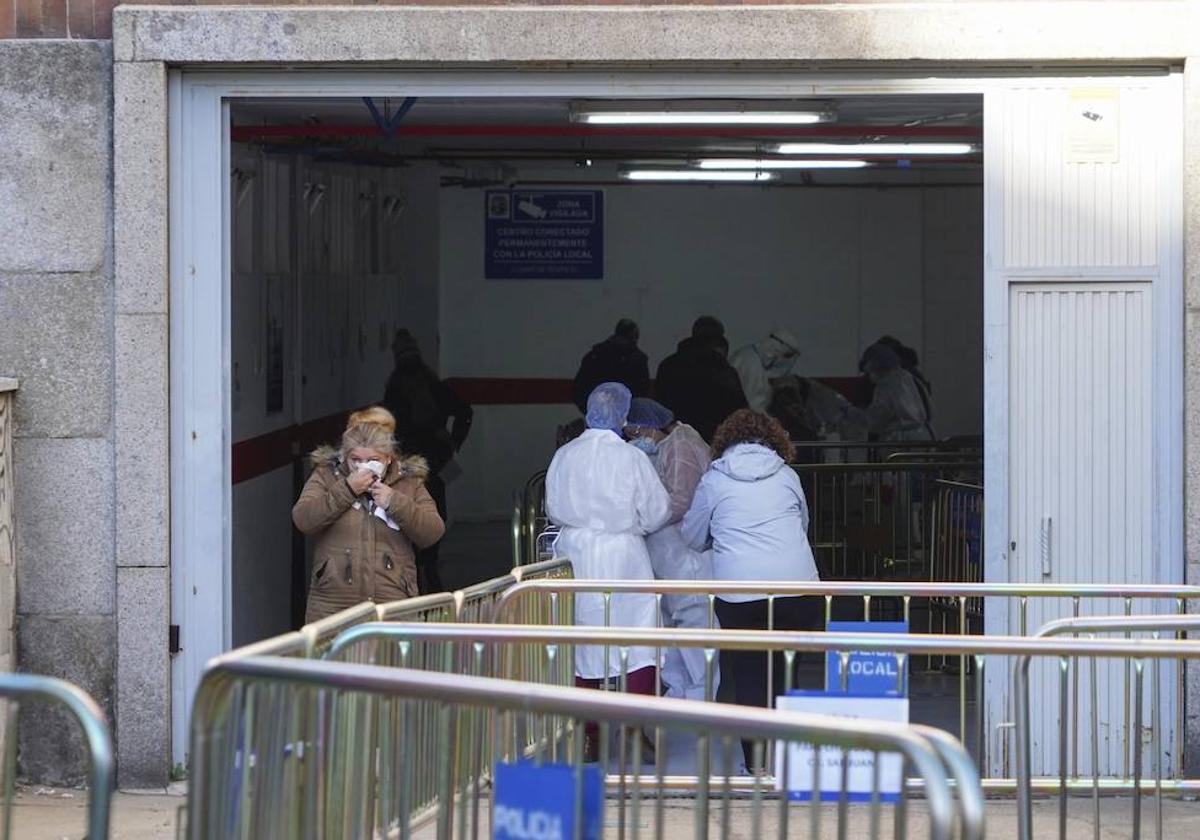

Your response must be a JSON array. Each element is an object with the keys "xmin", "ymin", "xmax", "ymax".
[{"xmin": 0, "ymin": 40, "xmax": 115, "ymax": 785}]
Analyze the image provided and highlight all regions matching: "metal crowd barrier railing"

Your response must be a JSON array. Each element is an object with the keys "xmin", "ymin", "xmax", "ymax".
[
  {"xmin": 188, "ymin": 654, "xmax": 979, "ymax": 840},
  {"xmin": 324, "ymin": 621, "xmax": 1200, "ymax": 837},
  {"xmin": 219, "ymin": 558, "xmax": 574, "ymax": 663},
  {"xmin": 492, "ymin": 580, "xmax": 1200, "ymax": 776},
  {"xmin": 513, "ymin": 470, "xmax": 549, "ymax": 566},
  {"xmin": 1014, "ymin": 614, "xmax": 1200, "ymax": 840},
  {"xmin": 792, "ymin": 461, "xmax": 983, "ymax": 581},
  {"xmin": 0, "ymin": 673, "xmax": 113, "ymax": 840}
]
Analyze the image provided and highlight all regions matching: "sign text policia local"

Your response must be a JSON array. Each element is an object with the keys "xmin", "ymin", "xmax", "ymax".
[{"xmin": 485, "ymin": 189, "xmax": 604, "ymax": 280}]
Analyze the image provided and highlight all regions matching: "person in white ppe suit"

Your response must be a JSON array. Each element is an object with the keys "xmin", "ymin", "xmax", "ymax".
[
  {"xmin": 546, "ymin": 382, "xmax": 672, "ymax": 701},
  {"xmin": 730, "ymin": 330, "xmax": 802, "ymax": 413},
  {"xmin": 624, "ymin": 397, "xmax": 720, "ymax": 701},
  {"xmin": 856, "ymin": 343, "xmax": 935, "ymax": 441}
]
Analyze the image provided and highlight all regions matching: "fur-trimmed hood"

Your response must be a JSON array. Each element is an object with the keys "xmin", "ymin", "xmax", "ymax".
[{"xmin": 308, "ymin": 445, "xmax": 430, "ymax": 481}]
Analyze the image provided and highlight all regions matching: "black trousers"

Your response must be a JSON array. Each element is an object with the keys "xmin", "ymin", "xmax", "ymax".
[
  {"xmin": 714, "ymin": 596, "xmax": 824, "ymax": 766},
  {"xmin": 417, "ymin": 473, "xmax": 446, "ymax": 594}
]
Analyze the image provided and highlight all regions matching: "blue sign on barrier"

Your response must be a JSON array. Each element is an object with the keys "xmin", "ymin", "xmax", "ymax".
[
  {"xmin": 493, "ymin": 760, "xmax": 603, "ymax": 840},
  {"xmin": 825, "ymin": 621, "xmax": 909, "ymax": 696},
  {"xmin": 485, "ymin": 189, "xmax": 604, "ymax": 280}
]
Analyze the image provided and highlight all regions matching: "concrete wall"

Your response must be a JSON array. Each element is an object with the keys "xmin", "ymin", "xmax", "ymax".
[{"xmin": 0, "ymin": 41, "xmax": 115, "ymax": 785}]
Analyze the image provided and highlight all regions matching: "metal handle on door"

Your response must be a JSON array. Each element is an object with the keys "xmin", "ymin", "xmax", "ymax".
[{"xmin": 1040, "ymin": 516, "xmax": 1053, "ymax": 577}]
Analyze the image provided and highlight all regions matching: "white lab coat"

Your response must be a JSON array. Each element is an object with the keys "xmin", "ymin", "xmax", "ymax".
[
  {"xmin": 644, "ymin": 423, "xmax": 721, "ymax": 698},
  {"xmin": 546, "ymin": 428, "xmax": 672, "ymax": 679}
]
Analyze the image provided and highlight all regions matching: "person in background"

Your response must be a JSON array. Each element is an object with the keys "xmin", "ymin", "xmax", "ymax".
[
  {"xmin": 857, "ymin": 343, "xmax": 935, "ymax": 441},
  {"xmin": 655, "ymin": 316, "xmax": 748, "ymax": 441},
  {"xmin": 546, "ymin": 383, "xmax": 671, "ymax": 760},
  {"xmin": 730, "ymin": 329, "xmax": 802, "ymax": 413},
  {"xmin": 571, "ymin": 319, "xmax": 651, "ymax": 414},
  {"xmin": 624, "ymin": 397, "xmax": 720, "ymax": 701},
  {"xmin": 382, "ymin": 329, "xmax": 473, "ymax": 594},
  {"xmin": 865, "ymin": 335, "xmax": 934, "ymax": 431},
  {"xmin": 292, "ymin": 406, "xmax": 445, "ymax": 622},
  {"xmin": 681, "ymin": 409, "xmax": 821, "ymax": 765}
]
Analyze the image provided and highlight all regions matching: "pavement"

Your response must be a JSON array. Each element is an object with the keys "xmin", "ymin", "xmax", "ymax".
[
  {"xmin": 7, "ymin": 785, "xmax": 184, "ymax": 839},
  {"xmin": 10, "ymin": 781, "xmax": 1200, "ymax": 839}
]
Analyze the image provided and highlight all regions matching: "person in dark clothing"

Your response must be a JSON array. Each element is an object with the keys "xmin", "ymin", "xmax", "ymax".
[
  {"xmin": 381, "ymin": 329, "xmax": 474, "ymax": 594},
  {"xmin": 654, "ymin": 317, "xmax": 748, "ymax": 442},
  {"xmin": 571, "ymin": 319, "xmax": 651, "ymax": 414}
]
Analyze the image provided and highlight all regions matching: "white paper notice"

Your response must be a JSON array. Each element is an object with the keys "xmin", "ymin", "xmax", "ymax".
[
  {"xmin": 775, "ymin": 693, "xmax": 909, "ymax": 802},
  {"xmin": 1065, "ymin": 88, "xmax": 1120, "ymax": 163}
]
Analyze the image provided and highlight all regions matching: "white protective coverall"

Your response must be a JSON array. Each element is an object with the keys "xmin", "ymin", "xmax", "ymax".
[
  {"xmin": 862, "ymin": 367, "xmax": 935, "ymax": 441},
  {"xmin": 547, "ymin": 428, "xmax": 672, "ymax": 679},
  {"xmin": 730, "ymin": 331, "xmax": 800, "ymax": 413},
  {"xmin": 644, "ymin": 423, "xmax": 722, "ymax": 700}
]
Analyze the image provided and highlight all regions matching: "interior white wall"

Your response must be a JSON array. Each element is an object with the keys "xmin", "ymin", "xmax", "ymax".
[
  {"xmin": 441, "ymin": 182, "xmax": 984, "ymax": 520},
  {"xmin": 229, "ymin": 147, "xmax": 439, "ymax": 644}
]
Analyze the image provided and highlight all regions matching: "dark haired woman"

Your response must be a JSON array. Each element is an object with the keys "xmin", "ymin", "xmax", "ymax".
[{"xmin": 681, "ymin": 410, "xmax": 821, "ymax": 738}]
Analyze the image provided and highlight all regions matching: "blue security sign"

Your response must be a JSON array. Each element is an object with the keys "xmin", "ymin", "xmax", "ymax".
[
  {"xmin": 493, "ymin": 760, "xmax": 603, "ymax": 840},
  {"xmin": 485, "ymin": 190, "xmax": 604, "ymax": 280},
  {"xmin": 825, "ymin": 621, "xmax": 909, "ymax": 696}
]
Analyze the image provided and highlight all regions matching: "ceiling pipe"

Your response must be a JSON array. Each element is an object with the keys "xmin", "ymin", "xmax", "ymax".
[{"xmin": 230, "ymin": 123, "xmax": 982, "ymax": 142}]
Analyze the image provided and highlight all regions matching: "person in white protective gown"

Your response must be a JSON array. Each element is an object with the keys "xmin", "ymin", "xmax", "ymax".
[
  {"xmin": 729, "ymin": 329, "xmax": 802, "ymax": 413},
  {"xmin": 546, "ymin": 382, "xmax": 672, "ymax": 696},
  {"xmin": 624, "ymin": 397, "xmax": 721, "ymax": 701},
  {"xmin": 855, "ymin": 343, "xmax": 935, "ymax": 442}
]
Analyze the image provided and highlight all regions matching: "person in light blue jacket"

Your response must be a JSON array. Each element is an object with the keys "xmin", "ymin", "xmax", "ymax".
[{"xmin": 681, "ymin": 409, "xmax": 822, "ymax": 763}]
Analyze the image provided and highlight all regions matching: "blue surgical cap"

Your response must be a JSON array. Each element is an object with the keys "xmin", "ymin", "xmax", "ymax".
[
  {"xmin": 586, "ymin": 382, "xmax": 633, "ymax": 432},
  {"xmin": 627, "ymin": 397, "xmax": 675, "ymax": 430}
]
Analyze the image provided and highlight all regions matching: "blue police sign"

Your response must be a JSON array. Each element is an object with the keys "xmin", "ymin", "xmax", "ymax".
[
  {"xmin": 493, "ymin": 760, "xmax": 603, "ymax": 840},
  {"xmin": 485, "ymin": 189, "xmax": 604, "ymax": 280},
  {"xmin": 825, "ymin": 621, "xmax": 909, "ymax": 696}
]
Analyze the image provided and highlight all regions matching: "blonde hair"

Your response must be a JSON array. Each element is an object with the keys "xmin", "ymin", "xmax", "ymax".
[
  {"xmin": 341, "ymin": 406, "xmax": 397, "ymax": 459},
  {"xmin": 347, "ymin": 406, "xmax": 396, "ymax": 436}
]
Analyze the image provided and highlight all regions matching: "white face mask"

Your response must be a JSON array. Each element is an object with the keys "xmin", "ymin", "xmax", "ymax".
[{"xmin": 350, "ymin": 459, "xmax": 386, "ymax": 478}]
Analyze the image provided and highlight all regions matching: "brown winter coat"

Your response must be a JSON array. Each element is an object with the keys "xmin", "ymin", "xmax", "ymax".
[{"xmin": 292, "ymin": 447, "xmax": 445, "ymax": 622}]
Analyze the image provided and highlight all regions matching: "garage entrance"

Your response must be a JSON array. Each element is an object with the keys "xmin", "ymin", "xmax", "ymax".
[
  {"xmin": 224, "ymin": 91, "xmax": 985, "ymax": 644},
  {"xmin": 168, "ymin": 71, "xmax": 1182, "ymax": 773}
]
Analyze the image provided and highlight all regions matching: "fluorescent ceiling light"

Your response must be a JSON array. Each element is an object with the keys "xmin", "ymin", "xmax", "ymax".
[
  {"xmin": 776, "ymin": 142, "xmax": 977, "ymax": 155},
  {"xmin": 622, "ymin": 170, "xmax": 776, "ymax": 183},
  {"xmin": 697, "ymin": 158, "xmax": 870, "ymax": 170},
  {"xmin": 579, "ymin": 111, "xmax": 826, "ymax": 126}
]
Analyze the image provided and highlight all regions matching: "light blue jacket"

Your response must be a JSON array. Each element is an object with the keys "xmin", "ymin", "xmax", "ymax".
[{"xmin": 681, "ymin": 442, "xmax": 820, "ymax": 602}]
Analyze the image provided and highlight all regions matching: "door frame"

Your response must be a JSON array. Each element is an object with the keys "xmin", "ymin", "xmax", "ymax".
[{"xmin": 168, "ymin": 68, "xmax": 1183, "ymax": 764}]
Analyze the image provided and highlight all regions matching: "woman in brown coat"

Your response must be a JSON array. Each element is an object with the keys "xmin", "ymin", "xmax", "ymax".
[{"xmin": 292, "ymin": 406, "xmax": 446, "ymax": 622}]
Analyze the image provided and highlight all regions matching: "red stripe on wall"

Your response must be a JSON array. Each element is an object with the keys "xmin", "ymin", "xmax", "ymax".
[{"xmin": 230, "ymin": 375, "xmax": 871, "ymax": 484}]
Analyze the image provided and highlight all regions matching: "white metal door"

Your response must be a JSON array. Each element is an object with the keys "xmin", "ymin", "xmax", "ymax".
[{"xmin": 984, "ymin": 76, "xmax": 1183, "ymax": 776}]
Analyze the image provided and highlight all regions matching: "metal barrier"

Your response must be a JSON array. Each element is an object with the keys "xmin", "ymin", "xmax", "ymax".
[
  {"xmin": 188, "ymin": 655, "xmax": 978, "ymax": 840},
  {"xmin": 0, "ymin": 673, "xmax": 113, "ymax": 840},
  {"xmin": 1015, "ymin": 614, "xmax": 1200, "ymax": 840},
  {"xmin": 494, "ymin": 578, "xmax": 1200, "ymax": 640},
  {"xmin": 793, "ymin": 461, "xmax": 982, "ymax": 581},
  {"xmin": 219, "ymin": 563, "xmax": 573, "ymax": 663},
  {"xmin": 492, "ymin": 581, "xmax": 1200, "ymax": 780},
  {"xmin": 517, "ymin": 470, "xmax": 548, "ymax": 566},
  {"xmin": 327, "ymin": 622, "xmax": 1200, "ymax": 808}
]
